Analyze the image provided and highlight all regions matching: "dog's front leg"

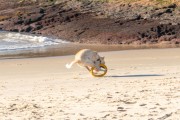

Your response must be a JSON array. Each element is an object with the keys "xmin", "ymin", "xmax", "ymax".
[{"xmin": 85, "ymin": 66, "xmax": 91, "ymax": 71}]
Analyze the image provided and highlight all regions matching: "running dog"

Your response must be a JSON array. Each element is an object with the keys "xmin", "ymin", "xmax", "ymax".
[{"xmin": 66, "ymin": 49, "xmax": 105, "ymax": 71}]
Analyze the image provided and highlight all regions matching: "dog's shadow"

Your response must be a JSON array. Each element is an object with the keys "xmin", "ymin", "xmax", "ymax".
[{"xmin": 106, "ymin": 74, "xmax": 164, "ymax": 78}]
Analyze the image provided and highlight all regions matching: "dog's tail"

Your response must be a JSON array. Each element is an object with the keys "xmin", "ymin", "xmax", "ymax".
[{"xmin": 66, "ymin": 60, "xmax": 78, "ymax": 69}]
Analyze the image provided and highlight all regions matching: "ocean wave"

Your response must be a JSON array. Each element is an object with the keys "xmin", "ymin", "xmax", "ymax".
[{"xmin": 0, "ymin": 31, "xmax": 69, "ymax": 51}]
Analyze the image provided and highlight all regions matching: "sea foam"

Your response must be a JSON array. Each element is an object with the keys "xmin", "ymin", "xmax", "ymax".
[{"xmin": 0, "ymin": 31, "xmax": 69, "ymax": 51}]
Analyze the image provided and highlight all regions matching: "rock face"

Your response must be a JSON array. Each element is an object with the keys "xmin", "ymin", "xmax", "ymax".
[{"xmin": 0, "ymin": 0, "xmax": 180, "ymax": 44}]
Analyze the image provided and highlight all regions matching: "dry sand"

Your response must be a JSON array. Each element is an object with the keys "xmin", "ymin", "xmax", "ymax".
[{"xmin": 0, "ymin": 48, "xmax": 180, "ymax": 120}]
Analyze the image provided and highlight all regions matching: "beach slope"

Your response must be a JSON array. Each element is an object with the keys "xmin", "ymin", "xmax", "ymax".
[{"xmin": 0, "ymin": 48, "xmax": 180, "ymax": 119}]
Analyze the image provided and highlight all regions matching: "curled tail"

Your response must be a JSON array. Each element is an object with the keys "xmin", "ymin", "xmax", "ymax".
[{"xmin": 66, "ymin": 60, "xmax": 78, "ymax": 69}]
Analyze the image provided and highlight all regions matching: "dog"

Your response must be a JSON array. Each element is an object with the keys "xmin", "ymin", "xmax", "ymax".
[{"xmin": 66, "ymin": 49, "xmax": 105, "ymax": 71}]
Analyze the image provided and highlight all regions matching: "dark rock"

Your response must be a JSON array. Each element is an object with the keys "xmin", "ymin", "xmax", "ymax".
[
  {"xmin": 165, "ymin": 8, "xmax": 173, "ymax": 13},
  {"xmin": 24, "ymin": 14, "xmax": 44, "ymax": 25},
  {"xmin": 39, "ymin": 8, "xmax": 45, "ymax": 14},
  {"xmin": 10, "ymin": 29, "xmax": 19, "ymax": 32},
  {"xmin": 0, "ymin": 0, "xmax": 179, "ymax": 45},
  {"xmin": 166, "ymin": 4, "xmax": 177, "ymax": 9},
  {"xmin": 15, "ymin": 20, "xmax": 24, "ymax": 25},
  {"xmin": 25, "ymin": 26, "xmax": 33, "ymax": 32},
  {"xmin": 34, "ymin": 25, "xmax": 43, "ymax": 30}
]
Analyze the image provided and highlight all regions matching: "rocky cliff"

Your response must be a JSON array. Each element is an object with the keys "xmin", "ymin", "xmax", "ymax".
[{"xmin": 0, "ymin": 0, "xmax": 180, "ymax": 44}]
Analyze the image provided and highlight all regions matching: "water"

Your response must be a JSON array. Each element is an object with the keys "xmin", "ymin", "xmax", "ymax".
[
  {"xmin": 0, "ymin": 31, "xmax": 179, "ymax": 59},
  {"xmin": 0, "ymin": 31, "xmax": 69, "ymax": 52}
]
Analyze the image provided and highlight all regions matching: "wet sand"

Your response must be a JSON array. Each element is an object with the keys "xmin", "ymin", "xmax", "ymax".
[
  {"xmin": 0, "ymin": 43, "xmax": 179, "ymax": 59},
  {"xmin": 0, "ymin": 48, "xmax": 180, "ymax": 119}
]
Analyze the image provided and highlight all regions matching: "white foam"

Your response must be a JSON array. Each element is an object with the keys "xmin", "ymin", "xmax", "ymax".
[{"xmin": 0, "ymin": 32, "xmax": 69, "ymax": 51}]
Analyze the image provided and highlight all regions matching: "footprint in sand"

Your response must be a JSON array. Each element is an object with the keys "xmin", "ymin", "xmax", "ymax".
[
  {"xmin": 158, "ymin": 112, "xmax": 173, "ymax": 120},
  {"xmin": 139, "ymin": 103, "xmax": 147, "ymax": 106},
  {"xmin": 117, "ymin": 107, "xmax": 127, "ymax": 112}
]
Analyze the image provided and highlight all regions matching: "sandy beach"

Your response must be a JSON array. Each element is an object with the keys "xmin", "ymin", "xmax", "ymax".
[{"xmin": 0, "ymin": 48, "xmax": 180, "ymax": 120}]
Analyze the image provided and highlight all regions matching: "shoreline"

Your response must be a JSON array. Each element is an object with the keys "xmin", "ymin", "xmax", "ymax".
[{"xmin": 0, "ymin": 43, "xmax": 180, "ymax": 59}]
